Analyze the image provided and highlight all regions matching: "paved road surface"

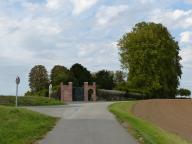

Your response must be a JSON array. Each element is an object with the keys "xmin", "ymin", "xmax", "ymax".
[{"xmin": 27, "ymin": 102, "xmax": 138, "ymax": 144}]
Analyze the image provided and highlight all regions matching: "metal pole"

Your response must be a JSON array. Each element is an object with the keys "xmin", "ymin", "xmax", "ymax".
[{"xmin": 16, "ymin": 84, "xmax": 18, "ymax": 107}]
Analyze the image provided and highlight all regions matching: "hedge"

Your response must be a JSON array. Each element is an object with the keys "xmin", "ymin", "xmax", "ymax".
[
  {"xmin": 0, "ymin": 96, "xmax": 64, "ymax": 106},
  {"xmin": 97, "ymin": 89, "xmax": 145, "ymax": 101}
]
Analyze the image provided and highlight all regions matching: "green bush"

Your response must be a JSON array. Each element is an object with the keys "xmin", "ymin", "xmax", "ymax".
[
  {"xmin": 0, "ymin": 96, "xmax": 64, "ymax": 106},
  {"xmin": 177, "ymin": 88, "xmax": 191, "ymax": 97},
  {"xmin": 25, "ymin": 89, "xmax": 49, "ymax": 97}
]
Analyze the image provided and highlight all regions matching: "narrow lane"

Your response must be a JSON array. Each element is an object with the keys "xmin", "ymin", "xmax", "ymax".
[{"xmin": 27, "ymin": 102, "xmax": 138, "ymax": 144}]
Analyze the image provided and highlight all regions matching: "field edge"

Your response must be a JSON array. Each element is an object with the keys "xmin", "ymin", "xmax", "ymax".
[{"xmin": 108, "ymin": 101, "xmax": 191, "ymax": 144}]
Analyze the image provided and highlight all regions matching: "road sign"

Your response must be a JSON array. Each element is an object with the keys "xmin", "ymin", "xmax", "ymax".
[{"xmin": 16, "ymin": 76, "xmax": 20, "ymax": 85}]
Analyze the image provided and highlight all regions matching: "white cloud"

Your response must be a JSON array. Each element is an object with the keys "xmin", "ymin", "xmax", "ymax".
[
  {"xmin": 22, "ymin": 2, "xmax": 42, "ymax": 12},
  {"xmin": 180, "ymin": 31, "xmax": 192, "ymax": 43},
  {"xmin": 150, "ymin": 9, "xmax": 192, "ymax": 29},
  {"xmin": 180, "ymin": 47, "xmax": 192, "ymax": 68},
  {"xmin": 77, "ymin": 42, "xmax": 120, "ymax": 71},
  {"xmin": 70, "ymin": 0, "xmax": 98, "ymax": 15},
  {"xmin": 139, "ymin": 0, "xmax": 155, "ymax": 4},
  {"xmin": 46, "ymin": 0, "xmax": 63, "ymax": 9},
  {"xmin": 95, "ymin": 5, "xmax": 128, "ymax": 27}
]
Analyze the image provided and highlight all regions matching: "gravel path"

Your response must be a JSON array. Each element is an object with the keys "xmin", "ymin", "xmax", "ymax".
[{"xmin": 27, "ymin": 102, "xmax": 138, "ymax": 144}]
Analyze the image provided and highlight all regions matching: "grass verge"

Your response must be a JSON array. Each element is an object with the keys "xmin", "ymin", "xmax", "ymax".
[
  {"xmin": 109, "ymin": 101, "xmax": 191, "ymax": 144},
  {"xmin": 0, "ymin": 105, "xmax": 58, "ymax": 144},
  {"xmin": 0, "ymin": 96, "xmax": 64, "ymax": 106}
]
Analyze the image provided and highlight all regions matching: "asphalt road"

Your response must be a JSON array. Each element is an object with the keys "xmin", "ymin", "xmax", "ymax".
[{"xmin": 27, "ymin": 102, "xmax": 138, "ymax": 144}]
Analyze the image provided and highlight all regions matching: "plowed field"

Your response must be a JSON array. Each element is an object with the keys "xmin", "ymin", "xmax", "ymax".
[{"xmin": 133, "ymin": 99, "xmax": 192, "ymax": 141}]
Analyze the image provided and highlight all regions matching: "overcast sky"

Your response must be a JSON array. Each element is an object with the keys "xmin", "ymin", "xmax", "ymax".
[{"xmin": 0, "ymin": 0, "xmax": 192, "ymax": 95}]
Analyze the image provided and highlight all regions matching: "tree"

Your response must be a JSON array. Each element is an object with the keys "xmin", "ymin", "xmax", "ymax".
[
  {"xmin": 114, "ymin": 71, "xmax": 126, "ymax": 84},
  {"xmin": 50, "ymin": 65, "xmax": 69, "ymax": 86},
  {"xmin": 70, "ymin": 63, "xmax": 92, "ymax": 87},
  {"xmin": 177, "ymin": 88, "xmax": 191, "ymax": 97},
  {"xmin": 118, "ymin": 22, "xmax": 182, "ymax": 98},
  {"xmin": 95, "ymin": 70, "xmax": 114, "ymax": 90},
  {"xmin": 29, "ymin": 65, "xmax": 49, "ymax": 93}
]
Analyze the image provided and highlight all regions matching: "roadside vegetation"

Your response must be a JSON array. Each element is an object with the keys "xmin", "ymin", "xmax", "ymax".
[
  {"xmin": 0, "ymin": 96, "xmax": 64, "ymax": 106},
  {"xmin": 109, "ymin": 102, "xmax": 191, "ymax": 144},
  {"xmin": 0, "ymin": 105, "xmax": 58, "ymax": 144}
]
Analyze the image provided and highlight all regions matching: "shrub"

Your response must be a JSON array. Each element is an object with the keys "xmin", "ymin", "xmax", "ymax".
[
  {"xmin": 177, "ymin": 88, "xmax": 191, "ymax": 97},
  {"xmin": 97, "ymin": 89, "xmax": 144, "ymax": 101}
]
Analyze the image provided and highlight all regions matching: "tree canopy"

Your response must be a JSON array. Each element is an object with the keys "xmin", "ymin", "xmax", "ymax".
[
  {"xmin": 69, "ymin": 63, "xmax": 92, "ymax": 87},
  {"xmin": 50, "ymin": 65, "xmax": 69, "ymax": 86},
  {"xmin": 94, "ymin": 70, "xmax": 114, "ymax": 90},
  {"xmin": 118, "ymin": 22, "xmax": 182, "ymax": 98},
  {"xmin": 29, "ymin": 65, "xmax": 49, "ymax": 93}
]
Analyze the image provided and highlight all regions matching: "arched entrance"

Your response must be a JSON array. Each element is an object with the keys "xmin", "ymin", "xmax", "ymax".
[
  {"xmin": 88, "ymin": 89, "xmax": 94, "ymax": 101},
  {"xmin": 84, "ymin": 82, "xmax": 96, "ymax": 101}
]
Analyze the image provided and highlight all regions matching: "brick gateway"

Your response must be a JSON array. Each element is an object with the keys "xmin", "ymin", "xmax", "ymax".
[{"xmin": 60, "ymin": 82, "xmax": 96, "ymax": 102}]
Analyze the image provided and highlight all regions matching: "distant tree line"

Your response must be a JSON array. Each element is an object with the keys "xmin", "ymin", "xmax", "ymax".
[
  {"xmin": 25, "ymin": 63, "xmax": 125, "ymax": 97},
  {"xmin": 26, "ymin": 21, "xmax": 191, "ymax": 99}
]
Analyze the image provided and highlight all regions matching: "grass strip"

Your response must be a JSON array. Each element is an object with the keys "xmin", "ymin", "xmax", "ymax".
[
  {"xmin": 0, "ymin": 105, "xmax": 58, "ymax": 144},
  {"xmin": 109, "ymin": 101, "xmax": 191, "ymax": 144}
]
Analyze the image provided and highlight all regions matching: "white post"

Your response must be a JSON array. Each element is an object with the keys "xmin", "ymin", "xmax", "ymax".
[
  {"xmin": 49, "ymin": 84, "xmax": 52, "ymax": 99},
  {"xmin": 16, "ymin": 84, "xmax": 18, "ymax": 107},
  {"xmin": 15, "ymin": 76, "xmax": 20, "ymax": 107}
]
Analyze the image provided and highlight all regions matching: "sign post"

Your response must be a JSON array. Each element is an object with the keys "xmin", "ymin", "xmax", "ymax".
[{"xmin": 15, "ymin": 76, "xmax": 20, "ymax": 107}]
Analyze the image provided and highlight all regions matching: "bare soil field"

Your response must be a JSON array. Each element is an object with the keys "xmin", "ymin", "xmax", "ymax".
[{"xmin": 133, "ymin": 99, "xmax": 192, "ymax": 141}]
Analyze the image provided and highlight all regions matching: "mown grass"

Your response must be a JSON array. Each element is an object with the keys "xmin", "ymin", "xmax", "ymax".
[
  {"xmin": 109, "ymin": 101, "xmax": 192, "ymax": 144},
  {"xmin": 0, "ymin": 105, "xmax": 58, "ymax": 144},
  {"xmin": 0, "ymin": 96, "xmax": 64, "ymax": 106}
]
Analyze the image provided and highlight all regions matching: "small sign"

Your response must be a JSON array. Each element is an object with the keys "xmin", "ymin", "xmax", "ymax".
[{"xmin": 16, "ymin": 76, "xmax": 20, "ymax": 85}]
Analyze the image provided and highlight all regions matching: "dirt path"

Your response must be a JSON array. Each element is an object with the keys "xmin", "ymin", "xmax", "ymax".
[
  {"xmin": 26, "ymin": 102, "xmax": 138, "ymax": 144},
  {"xmin": 133, "ymin": 99, "xmax": 192, "ymax": 141}
]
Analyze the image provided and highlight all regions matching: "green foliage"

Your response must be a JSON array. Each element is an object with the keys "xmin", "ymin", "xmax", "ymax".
[
  {"xmin": 0, "ymin": 96, "xmax": 64, "ymax": 106},
  {"xmin": 0, "ymin": 106, "xmax": 58, "ymax": 144},
  {"xmin": 50, "ymin": 65, "xmax": 70, "ymax": 86},
  {"xmin": 70, "ymin": 63, "xmax": 92, "ymax": 87},
  {"xmin": 114, "ymin": 71, "xmax": 126, "ymax": 84},
  {"xmin": 97, "ymin": 89, "xmax": 143, "ymax": 101},
  {"xmin": 177, "ymin": 88, "xmax": 191, "ymax": 97},
  {"xmin": 29, "ymin": 65, "xmax": 49, "ymax": 93},
  {"xmin": 94, "ymin": 70, "xmax": 114, "ymax": 90},
  {"xmin": 114, "ymin": 81, "xmax": 129, "ymax": 91},
  {"xmin": 118, "ymin": 22, "xmax": 182, "ymax": 98},
  {"xmin": 109, "ymin": 102, "xmax": 191, "ymax": 144}
]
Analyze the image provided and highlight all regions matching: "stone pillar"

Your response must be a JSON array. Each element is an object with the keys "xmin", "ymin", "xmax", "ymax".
[
  {"xmin": 68, "ymin": 82, "xmax": 73, "ymax": 102},
  {"xmin": 60, "ymin": 82, "xmax": 73, "ymax": 102},
  {"xmin": 92, "ymin": 82, "xmax": 97, "ymax": 101},
  {"xmin": 64, "ymin": 82, "xmax": 73, "ymax": 102},
  {"xmin": 60, "ymin": 82, "xmax": 64, "ymax": 101},
  {"xmin": 84, "ymin": 82, "xmax": 88, "ymax": 102}
]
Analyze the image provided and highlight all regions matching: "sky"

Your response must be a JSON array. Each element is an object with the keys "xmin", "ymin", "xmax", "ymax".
[{"xmin": 0, "ymin": 0, "xmax": 191, "ymax": 96}]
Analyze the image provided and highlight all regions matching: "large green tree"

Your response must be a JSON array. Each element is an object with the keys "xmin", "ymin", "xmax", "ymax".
[
  {"xmin": 50, "ymin": 65, "xmax": 69, "ymax": 86},
  {"xmin": 94, "ymin": 70, "xmax": 114, "ymax": 90},
  {"xmin": 29, "ymin": 65, "xmax": 49, "ymax": 93},
  {"xmin": 69, "ymin": 63, "xmax": 92, "ymax": 87},
  {"xmin": 118, "ymin": 22, "xmax": 182, "ymax": 98}
]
